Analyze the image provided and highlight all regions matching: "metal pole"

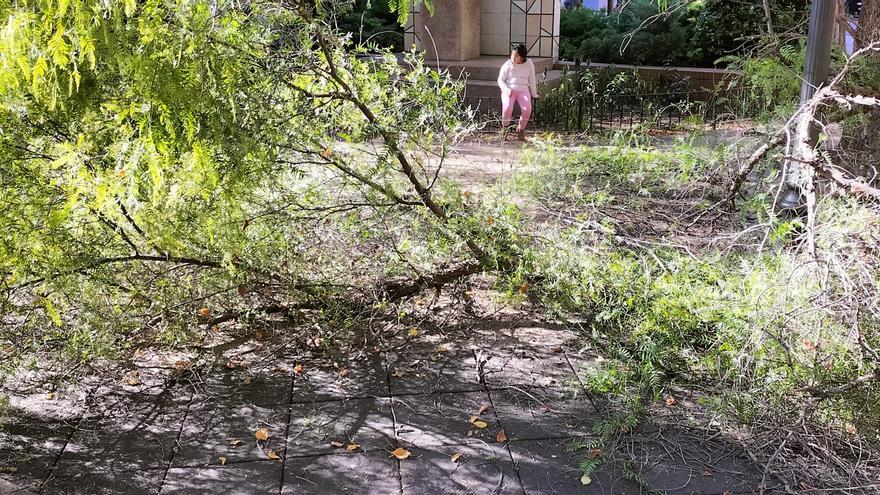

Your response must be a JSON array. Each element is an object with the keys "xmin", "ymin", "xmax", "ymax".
[{"xmin": 778, "ymin": 0, "xmax": 837, "ymax": 210}]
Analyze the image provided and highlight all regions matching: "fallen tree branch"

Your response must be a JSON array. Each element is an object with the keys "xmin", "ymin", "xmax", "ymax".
[
  {"xmin": 381, "ymin": 260, "xmax": 482, "ymax": 301},
  {"xmin": 724, "ymin": 130, "xmax": 787, "ymax": 206},
  {"xmin": 803, "ymin": 370, "xmax": 878, "ymax": 399}
]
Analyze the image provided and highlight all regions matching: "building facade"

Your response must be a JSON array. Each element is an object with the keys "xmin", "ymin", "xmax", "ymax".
[{"xmin": 404, "ymin": 0, "xmax": 561, "ymax": 60}]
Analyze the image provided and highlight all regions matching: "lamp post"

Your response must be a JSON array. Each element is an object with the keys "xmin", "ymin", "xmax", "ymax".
[{"xmin": 777, "ymin": 0, "xmax": 837, "ymax": 210}]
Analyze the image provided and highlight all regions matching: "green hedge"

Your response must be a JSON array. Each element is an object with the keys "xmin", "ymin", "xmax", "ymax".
[
  {"xmin": 560, "ymin": 0, "xmax": 809, "ymax": 67},
  {"xmin": 335, "ymin": 0, "xmax": 404, "ymax": 51}
]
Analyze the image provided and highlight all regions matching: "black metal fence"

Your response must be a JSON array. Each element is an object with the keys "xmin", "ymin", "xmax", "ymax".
[{"xmin": 463, "ymin": 86, "xmax": 756, "ymax": 132}]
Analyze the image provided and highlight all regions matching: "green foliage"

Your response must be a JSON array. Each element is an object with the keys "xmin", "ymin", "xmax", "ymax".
[
  {"xmin": 335, "ymin": 1, "xmax": 403, "ymax": 51},
  {"xmin": 560, "ymin": 1, "xmax": 691, "ymax": 66},
  {"xmin": 387, "ymin": 0, "xmax": 433, "ymax": 24},
  {"xmin": 517, "ymin": 141, "xmax": 718, "ymax": 205},
  {"xmin": 513, "ymin": 144, "xmax": 880, "ymax": 440},
  {"xmin": 0, "ymin": 0, "xmax": 476, "ymax": 364},
  {"xmin": 688, "ymin": 0, "xmax": 807, "ymax": 67},
  {"xmin": 718, "ymin": 42, "xmax": 805, "ymax": 117},
  {"xmin": 559, "ymin": 0, "xmax": 809, "ymax": 67}
]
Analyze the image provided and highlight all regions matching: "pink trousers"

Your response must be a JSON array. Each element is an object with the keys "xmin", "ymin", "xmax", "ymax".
[{"xmin": 501, "ymin": 90, "xmax": 532, "ymax": 130}]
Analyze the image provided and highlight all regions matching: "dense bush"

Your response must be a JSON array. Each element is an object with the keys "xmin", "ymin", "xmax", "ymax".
[
  {"xmin": 560, "ymin": 0, "xmax": 810, "ymax": 67},
  {"xmin": 511, "ymin": 142, "xmax": 880, "ymax": 461},
  {"xmin": 335, "ymin": 0, "xmax": 404, "ymax": 51}
]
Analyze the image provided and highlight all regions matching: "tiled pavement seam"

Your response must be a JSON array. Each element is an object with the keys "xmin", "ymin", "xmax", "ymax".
[
  {"xmin": 37, "ymin": 378, "xmax": 114, "ymax": 495},
  {"xmin": 276, "ymin": 366, "xmax": 296, "ymax": 495},
  {"xmin": 155, "ymin": 387, "xmax": 197, "ymax": 495},
  {"xmin": 386, "ymin": 352, "xmax": 405, "ymax": 495},
  {"xmin": 477, "ymin": 348, "xmax": 529, "ymax": 495}
]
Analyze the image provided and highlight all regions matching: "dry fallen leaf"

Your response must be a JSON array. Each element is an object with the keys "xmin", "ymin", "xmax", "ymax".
[
  {"xmin": 550, "ymin": 346, "xmax": 563, "ymax": 353},
  {"xmin": 476, "ymin": 403, "xmax": 491, "ymax": 415},
  {"xmin": 321, "ymin": 148, "xmax": 334, "ymax": 159},
  {"xmin": 229, "ymin": 439, "xmax": 243, "ymax": 447},
  {"xmin": 339, "ymin": 369, "xmax": 350, "ymax": 378},
  {"xmin": 665, "ymin": 395, "xmax": 676, "ymax": 406},
  {"xmin": 46, "ymin": 392, "xmax": 56, "ymax": 400},
  {"xmin": 293, "ymin": 364, "xmax": 304, "ymax": 375},
  {"xmin": 702, "ymin": 469, "xmax": 713, "ymax": 477},
  {"xmin": 472, "ymin": 420, "xmax": 488, "ymax": 429},
  {"xmin": 198, "ymin": 307, "xmax": 211, "ymax": 318},
  {"xmin": 391, "ymin": 447, "xmax": 411, "ymax": 460},
  {"xmin": 242, "ymin": 376, "xmax": 253, "ymax": 385},
  {"xmin": 219, "ymin": 457, "xmax": 227, "ymax": 466},
  {"xmin": 255, "ymin": 428, "xmax": 270, "ymax": 441},
  {"xmin": 450, "ymin": 452, "xmax": 462, "ymax": 463},
  {"xmin": 486, "ymin": 216, "xmax": 495, "ymax": 225},
  {"xmin": 330, "ymin": 441, "xmax": 344, "ymax": 448},
  {"xmin": 346, "ymin": 443, "xmax": 360, "ymax": 452},
  {"xmin": 391, "ymin": 370, "xmax": 405, "ymax": 377},
  {"xmin": 580, "ymin": 474, "xmax": 592, "ymax": 485},
  {"xmin": 267, "ymin": 450, "xmax": 281, "ymax": 460},
  {"xmin": 519, "ymin": 283, "xmax": 529, "ymax": 295},
  {"xmin": 408, "ymin": 328, "xmax": 419, "ymax": 337},
  {"xmin": 587, "ymin": 448, "xmax": 602, "ymax": 459},
  {"xmin": 496, "ymin": 429, "xmax": 507, "ymax": 443},
  {"xmin": 435, "ymin": 345, "xmax": 449, "ymax": 353},
  {"xmin": 846, "ymin": 423, "xmax": 857, "ymax": 435}
]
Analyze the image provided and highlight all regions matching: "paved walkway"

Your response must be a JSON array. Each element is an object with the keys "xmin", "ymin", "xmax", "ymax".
[{"xmin": 1, "ymin": 318, "xmax": 765, "ymax": 494}]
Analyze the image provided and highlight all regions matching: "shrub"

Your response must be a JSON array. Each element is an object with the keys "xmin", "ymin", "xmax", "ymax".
[
  {"xmin": 560, "ymin": 0, "xmax": 810, "ymax": 67},
  {"xmin": 335, "ymin": 0, "xmax": 404, "ymax": 51}
]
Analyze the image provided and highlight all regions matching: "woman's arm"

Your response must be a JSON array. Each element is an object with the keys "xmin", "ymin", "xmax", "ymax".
[
  {"xmin": 528, "ymin": 60, "xmax": 538, "ymax": 98},
  {"xmin": 498, "ymin": 61, "xmax": 512, "ymax": 93}
]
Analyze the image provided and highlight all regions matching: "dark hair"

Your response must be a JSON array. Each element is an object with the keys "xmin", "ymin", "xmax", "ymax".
[{"xmin": 514, "ymin": 44, "xmax": 528, "ymax": 62}]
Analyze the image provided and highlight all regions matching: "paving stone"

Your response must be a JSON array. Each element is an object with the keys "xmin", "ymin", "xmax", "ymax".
[
  {"xmin": 291, "ymin": 354, "xmax": 387, "ymax": 402},
  {"xmin": 0, "ymin": 413, "xmax": 73, "ymax": 490},
  {"xmin": 490, "ymin": 388, "xmax": 596, "ymax": 441},
  {"xmin": 53, "ymin": 395, "xmax": 187, "ymax": 475},
  {"xmin": 477, "ymin": 348, "xmax": 577, "ymax": 390},
  {"xmin": 3, "ymin": 378, "xmax": 93, "ymax": 422},
  {"xmin": 399, "ymin": 443, "xmax": 523, "ymax": 495},
  {"xmin": 509, "ymin": 439, "xmax": 643, "ymax": 495},
  {"xmin": 0, "ymin": 478, "xmax": 38, "ymax": 495},
  {"xmin": 287, "ymin": 398, "xmax": 395, "ymax": 456},
  {"xmin": 387, "ymin": 349, "xmax": 482, "ymax": 395},
  {"xmin": 393, "ymin": 391, "xmax": 499, "ymax": 448},
  {"xmin": 163, "ymin": 460, "xmax": 283, "ymax": 494},
  {"xmin": 172, "ymin": 400, "xmax": 289, "ymax": 467},
  {"xmin": 282, "ymin": 452, "xmax": 399, "ymax": 494},
  {"xmin": 188, "ymin": 369, "xmax": 292, "ymax": 407},
  {"xmin": 40, "ymin": 469, "xmax": 163, "ymax": 495},
  {"xmin": 468, "ymin": 323, "xmax": 578, "ymax": 353}
]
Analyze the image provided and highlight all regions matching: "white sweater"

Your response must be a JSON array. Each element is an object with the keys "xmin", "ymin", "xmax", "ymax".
[{"xmin": 497, "ymin": 59, "xmax": 538, "ymax": 97}]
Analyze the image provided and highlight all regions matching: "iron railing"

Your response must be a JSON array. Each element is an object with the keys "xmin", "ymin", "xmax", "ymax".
[{"xmin": 463, "ymin": 86, "xmax": 757, "ymax": 132}]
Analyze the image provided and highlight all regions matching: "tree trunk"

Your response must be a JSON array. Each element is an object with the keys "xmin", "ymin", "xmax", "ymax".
[{"xmin": 856, "ymin": 0, "xmax": 880, "ymax": 49}]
